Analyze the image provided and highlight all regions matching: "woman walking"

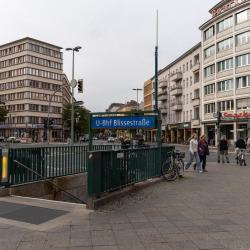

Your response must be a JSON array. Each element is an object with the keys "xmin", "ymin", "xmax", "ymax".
[
  {"xmin": 185, "ymin": 133, "xmax": 202, "ymax": 172},
  {"xmin": 198, "ymin": 135, "xmax": 209, "ymax": 172}
]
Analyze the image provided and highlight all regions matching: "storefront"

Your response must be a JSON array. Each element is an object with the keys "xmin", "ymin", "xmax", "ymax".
[{"xmin": 168, "ymin": 125, "xmax": 177, "ymax": 144}]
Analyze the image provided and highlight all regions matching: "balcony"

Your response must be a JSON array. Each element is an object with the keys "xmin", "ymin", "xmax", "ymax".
[
  {"xmin": 192, "ymin": 97, "xmax": 200, "ymax": 107},
  {"xmin": 159, "ymin": 95, "xmax": 167, "ymax": 101},
  {"xmin": 192, "ymin": 62, "xmax": 200, "ymax": 72},
  {"xmin": 159, "ymin": 81, "xmax": 168, "ymax": 88},
  {"xmin": 161, "ymin": 109, "xmax": 168, "ymax": 114},
  {"xmin": 171, "ymin": 85, "xmax": 183, "ymax": 96},
  {"xmin": 171, "ymin": 72, "xmax": 183, "ymax": 82},
  {"xmin": 171, "ymin": 102, "xmax": 183, "ymax": 111},
  {"xmin": 158, "ymin": 90, "xmax": 167, "ymax": 96}
]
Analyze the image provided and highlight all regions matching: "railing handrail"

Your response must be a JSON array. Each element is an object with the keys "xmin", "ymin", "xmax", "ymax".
[{"xmin": 13, "ymin": 160, "xmax": 86, "ymax": 204}]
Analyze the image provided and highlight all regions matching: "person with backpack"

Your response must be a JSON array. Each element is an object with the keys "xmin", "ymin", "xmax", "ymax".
[{"xmin": 218, "ymin": 135, "xmax": 230, "ymax": 164}]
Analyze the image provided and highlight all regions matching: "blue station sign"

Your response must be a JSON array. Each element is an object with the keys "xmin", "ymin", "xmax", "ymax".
[{"xmin": 91, "ymin": 116, "xmax": 156, "ymax": 130}]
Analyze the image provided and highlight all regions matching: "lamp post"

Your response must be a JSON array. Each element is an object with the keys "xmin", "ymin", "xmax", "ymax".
[
  {"xmin": 65, "ymin": 46, "xmax": 82, "ymax": 144},
  {"xmin": 132, "ymin": 88, "xmax": 142, "ymax": 110}
]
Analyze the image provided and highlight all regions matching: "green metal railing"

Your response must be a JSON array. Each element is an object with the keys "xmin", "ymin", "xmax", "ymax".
[
  {"xmin": 7, "ymin": 144, "xmax": 122, "ymax": 185},
  {"xmin": 88, "ymin": 146, "xmax": 174, "ymax": 197}
]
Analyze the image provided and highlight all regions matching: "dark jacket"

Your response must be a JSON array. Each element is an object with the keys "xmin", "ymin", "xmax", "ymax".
[
  {"xmin": 236, "ymin": 139, "xmax": 246, "ymax": 149},
  {"xmin": 198, "ymin": 139, "xmax": 208, "ymax": 156},
  {"xmin": 219, "ymin": 139, "xmax": 228, "ymax": 151}
]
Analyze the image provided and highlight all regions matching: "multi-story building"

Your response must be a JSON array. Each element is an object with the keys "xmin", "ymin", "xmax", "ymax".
[
  {"xmin": 0, "ymin": 37, "xmax": 71, "ymax": 142},
  {"xmin": 200, "ymin": 0, "xmax": 250, "ymax": 145},
  {"xmin": 155, "ymin": 43, "xmax": 202, "ymax": 144}
]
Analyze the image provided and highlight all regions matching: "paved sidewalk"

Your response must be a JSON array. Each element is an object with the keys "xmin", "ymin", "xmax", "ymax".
[{"xmin": 1, "ymin": 162, "xmax": 250, "ymax": 249}]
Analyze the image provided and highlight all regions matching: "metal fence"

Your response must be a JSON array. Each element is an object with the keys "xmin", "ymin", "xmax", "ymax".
[
  {"xmin": 88, "ymin": 146, "xmax": 174, "ymax": 197},
  {"xmin": 7, "ymin": 144, "xmax": 122, "ymax": 185}
]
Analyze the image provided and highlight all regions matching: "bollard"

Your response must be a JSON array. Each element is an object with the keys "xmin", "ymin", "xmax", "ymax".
[{"xmin": 1, "ymin": 148, "xmax": 9, "ymax": 185}]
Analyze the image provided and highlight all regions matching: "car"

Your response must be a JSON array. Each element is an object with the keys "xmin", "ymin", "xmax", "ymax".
[
  {"xmin": 107, "ymin": 137, "xmax": 115, "ymax": 143},
  {"xmin": 6, "ymin": 136, "xmax": 20, "ymax": 143},
  {"xmin": 79, "ymin": 135, "xmax": 89, "ymax": 143},
  {"xmin": 93, "ymin": 137, "xmax": 98, "ymax": 140},
  {"xmin": 0, "ymin": 136, "xmax": 5, "ymax": 142}
]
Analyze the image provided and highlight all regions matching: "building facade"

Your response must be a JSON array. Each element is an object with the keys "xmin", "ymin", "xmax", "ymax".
[
  {"xmin": 200, "ymin": 0, "xmax": 250, "ymax": 145},
  {"xmin": 143, "ymin": 44, "xmax": 202, "ymax": 143},
  {"xmin": 0, "ymin": 37, "xmax": 70, "ymax": 142}
]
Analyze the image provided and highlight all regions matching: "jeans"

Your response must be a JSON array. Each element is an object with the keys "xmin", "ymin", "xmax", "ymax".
[
  {"xmin": 218, "ymin": 150, "xmax": 229, "ymax": 163},
  {"xmin": 186, "ymin": 152, "xmax": 201, "ymax": 171},
  {"xmin": 199, "ymin": 155, "xmax": 207, "ymax": 171}
]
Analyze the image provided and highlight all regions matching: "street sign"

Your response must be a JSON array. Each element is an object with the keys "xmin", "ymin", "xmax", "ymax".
[
  {"xmin": 91, "ymin": 116, "xmax": 156, "ymax": 130},
  {"xmin": 70, "ymin": 79, "xmax": 77, "ymax": 88}
]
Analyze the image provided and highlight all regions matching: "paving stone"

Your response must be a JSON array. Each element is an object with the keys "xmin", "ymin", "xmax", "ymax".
[
  {"xmin": 70, "ymin": 238, "xmax": 92, "ymax": 247},
  {"xmin": 168, "ymin": 240, "xmax": 200, "ymax": 250},
  {"xmin": 17, "ymin": 240, "xmax": 45, "ymax": 250}
]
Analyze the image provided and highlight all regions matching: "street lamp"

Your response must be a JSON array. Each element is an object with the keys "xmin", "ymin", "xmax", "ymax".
[
  {"xmin": 132, "ymin": 88, "xmax": 142, "ymax": 110},
  {"xmin": 65, "ymin": 46, "xmax": 82, "ymax": 144}
]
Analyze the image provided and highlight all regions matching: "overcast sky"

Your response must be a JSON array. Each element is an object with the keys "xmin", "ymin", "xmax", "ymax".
[{"xmin": 0, "ymin": 0, "xmax": 219, "ymax": 112}]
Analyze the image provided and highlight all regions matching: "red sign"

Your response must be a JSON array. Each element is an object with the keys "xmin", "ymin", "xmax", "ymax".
[
  {"xmin": 223, "ymin": 112, "xmax": 250, "ymax": 119},
  {"xmin": 212, "ymin": 0, "xmax": 248, "ymax": 17}
]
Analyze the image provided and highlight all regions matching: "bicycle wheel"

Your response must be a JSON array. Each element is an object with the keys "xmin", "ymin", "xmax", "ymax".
[
  {"xmin": 161, "ymin": 154, "xmax": 175, "ymax": 180},
  {"xmin": 165, "ymin": 167, "xmax": 178, "ymax": 182},
  {"xmin": 177, "ymin": 160, "xmax": 184, "ymax": 178}
]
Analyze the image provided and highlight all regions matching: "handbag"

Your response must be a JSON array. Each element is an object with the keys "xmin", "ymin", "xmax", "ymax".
[{"xmin": 206, "ymin": 144, "xmax": 210, "ymax": 155}]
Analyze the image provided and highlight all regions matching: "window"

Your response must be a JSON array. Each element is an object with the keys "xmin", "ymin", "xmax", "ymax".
[
  {"xmin": 190, "ymin": 76, "xmax": 192, "ymax": 86},
  {"xmin": 236, "ymin": 75, "xmax": 250, "ymax": 88},
  {"xmin": 204, "ymin": 83, "xmax": 215, "ymax": 95},
  {"xmin": 217, "ymin": 79, "xmax": 234, "ymax": 92},
  {"xmin": 236, "ymin": 9, "xmax": 250, "ymax": 24},
  {"xmin": 236, "ymin": 54, "xmax": 250, "ymax": 67},
  {"xmin": 217, "ymin": 16, "xmax": 233, "ymax": 33},
  {"xmin": 204, "ymin": 64, "xmax": 215, "ymax": 77},
  {"xmin": 236, "ymin": 31, "xmax": 250, "ymax": 46},
  {"xmin": 237, "ymin": 98, "xmax": 250, "ymax": 110},
  {"xmin": 204, "ymin": 26, "xmax": 214, "ymax": 40},
  {"xmin": 217, "ymin": 37, "xmax": 233, "ymax": 52},
  {"xmin": 218, "ymin": 100, "xmax": 234, "ymax": 111},
  {"xmin": 204, "ymin": 45, "xmax": 215, "ymax": 59},
  {"xmin": 217, "ymin": 58, "xmax": 234, "ymax": 72},
  {"xmin": 204, "ymin": 103, "xmax": 215, "ymax": 114},
  {"xmin": 194, "ymin": 89, "xmax": 200, "ymax": 99}
]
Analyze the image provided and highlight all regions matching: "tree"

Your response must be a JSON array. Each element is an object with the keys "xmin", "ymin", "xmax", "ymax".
[
  {"xmin": 63, "ymin": 104, "xmax": 90, "ymax": 139},
  {"xmin": 0, "ymin": 106, "xmax": 8, "ymax": 123}
]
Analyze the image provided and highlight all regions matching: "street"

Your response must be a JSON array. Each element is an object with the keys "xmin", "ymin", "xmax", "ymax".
[{"xmin": 1, "ymin": 156, "xmax": 250, "ymax": 249}]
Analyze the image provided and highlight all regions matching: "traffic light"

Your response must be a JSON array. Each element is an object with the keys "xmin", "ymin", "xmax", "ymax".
[
  {"xmin": 49, "ymin": 118, "xmax": 54, "ymax": 127},
  {"xmin": 216, "ymin": 111, "xmax": 222, "ymax": 126},
  {"xmin": 78, "ymin": 79, "xmax": 83, "ymax": 93},
  {"xmin": 43, "ymin": 118, "xmax": 48, "ymax": 129}
]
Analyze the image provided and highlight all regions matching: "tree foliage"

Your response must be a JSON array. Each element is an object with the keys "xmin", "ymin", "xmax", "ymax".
[
  {"xmin": 63, "ymin": 104, "xmax": 90, "ymax": 137},
  {"xmin": 0, "ymin": 106, "xmax": 8, "ymax": 123}
]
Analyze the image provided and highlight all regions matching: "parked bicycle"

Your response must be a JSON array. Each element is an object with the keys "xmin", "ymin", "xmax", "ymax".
[{"xmin": 161, "ymin": 150, "xmax": 185, "ymax": 181}]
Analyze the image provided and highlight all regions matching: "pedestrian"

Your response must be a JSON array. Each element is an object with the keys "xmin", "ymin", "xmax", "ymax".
[
  {"xmin": 198, "ymin": 135, "xmax": 209, "ymax": 172},
  {"xmin": 235, "ymin": 137, "xmax": 247, "ymax": 164},
  {"xmin": 246, "ymin": 137, "xmax": 250, "ymax": 150},
  {"xmin": 185, "ymin": 133, "xmax": 202, "ymax": 173},
  {"xmin": 218, "ymin": 135, "xmax": 230, "ymax": 164}
]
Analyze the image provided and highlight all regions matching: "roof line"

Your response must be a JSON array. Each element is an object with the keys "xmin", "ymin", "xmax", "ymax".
[
  {"xmin": 155, "ymin": 42, "xmax": 201, "ymax": 78},
  {"xmin": 0, "ymin": 37, "xmax": 62, "ymax": 49}
]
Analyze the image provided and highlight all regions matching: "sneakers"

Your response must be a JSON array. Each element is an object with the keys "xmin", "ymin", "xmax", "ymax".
[
  {"xmin": 185, "ymin": 165, "xmax": 190, "ymax": 170},
  {"xmin": 199, "ymin": 171, "xmax": 203, "ymax": 173}
]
